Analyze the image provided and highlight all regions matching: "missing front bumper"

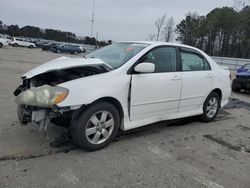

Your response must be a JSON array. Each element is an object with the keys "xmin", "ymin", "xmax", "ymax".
[{"xmin": 17, "ymin": 105, "xmax": 73, "ymax": 128}]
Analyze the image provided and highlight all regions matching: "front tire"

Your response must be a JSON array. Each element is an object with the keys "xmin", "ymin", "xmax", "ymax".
[
  {"xmin": 200, "ymin": 92, "xmax": 220, "ymax": 122},
  {"xmin": 71, "ymin": 101, "xmax": 120, "ymax": 151},
  {"xmin": 13, "ymin": 43, "xmax": 18, "ymax": 47},
  {"xmin": 0, "ymin": 43, "xmax": 3, "ymax": 48}
]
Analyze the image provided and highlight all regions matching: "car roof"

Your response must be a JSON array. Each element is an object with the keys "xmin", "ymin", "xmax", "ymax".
[
  {"xmin": 117, "ymin": 41, "xmax": 207, "ymax": 54},
  {"xmin": 119, "ymin": 41, "xmax": 197, "ymax": 49}
]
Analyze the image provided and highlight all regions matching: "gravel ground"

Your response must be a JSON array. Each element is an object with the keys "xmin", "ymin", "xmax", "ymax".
[{"xmin": 0, "ymin": 46, "xmax": 250, "ymax": 188}]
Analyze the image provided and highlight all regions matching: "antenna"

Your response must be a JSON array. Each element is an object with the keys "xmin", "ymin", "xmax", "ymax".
[{"xmin": 90, "ymin": 0, "xmax": 96, "ymax": 37}]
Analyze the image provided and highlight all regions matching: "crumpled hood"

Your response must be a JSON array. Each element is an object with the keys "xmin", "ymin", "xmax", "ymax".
[{"xmin": 23, "ymin": 56, "xmax": 110, "ymax": 79}]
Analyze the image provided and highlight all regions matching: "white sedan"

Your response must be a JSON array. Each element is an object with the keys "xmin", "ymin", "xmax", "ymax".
[
  {"xmin": 9, "ymin": 37, "xmax": 36, "ymax": 48},
  {"xmin": 0, "ymin": 37, "xmax": 9, "ymax": 48},
  {"xmin": 14, "ymin": 42, "xmax": 231, "ymax": 151}
]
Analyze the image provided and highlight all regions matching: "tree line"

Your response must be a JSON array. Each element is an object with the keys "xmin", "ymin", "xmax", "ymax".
[
  {"xmin": 150, "ymin": 2, "xmax": 250, "ymax": 59},
  {"xmin": 175, "ymin": 6, "xmax": 250, "ymax": 58},
  {"xmin": 0, "ymin": 21, "xmax": 111, "ymax": 46}
]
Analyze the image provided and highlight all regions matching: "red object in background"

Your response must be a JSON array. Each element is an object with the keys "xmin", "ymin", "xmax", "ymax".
[{"xmin": 125, "ymin": 47, "xmax": 133, "ymax": 52}]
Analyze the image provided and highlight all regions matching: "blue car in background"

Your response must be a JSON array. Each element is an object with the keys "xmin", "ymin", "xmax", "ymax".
[
  {"xmin": 51, "ymin": 44, "xmax": 86, "ymax": 54},
  {"xmin": 232, "ymin": 63, "xmax": 250, "ymax": 92}
]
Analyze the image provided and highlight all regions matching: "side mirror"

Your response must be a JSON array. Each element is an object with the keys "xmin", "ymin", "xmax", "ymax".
[{"xmin": 134, "ymin": 62, "xmax": 155, "ymax": 73}]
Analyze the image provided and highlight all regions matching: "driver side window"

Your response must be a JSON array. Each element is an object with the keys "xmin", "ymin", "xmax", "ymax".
[{"xmin": 141, "ymin": 47, "xmax": 177, "ymax": 73}]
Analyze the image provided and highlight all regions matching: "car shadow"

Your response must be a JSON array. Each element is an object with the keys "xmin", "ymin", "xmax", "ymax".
[
  {"xmin": 51, "ymin": 109, "xmax": 233, "ymax": 149},
  {"xmin": 114, "ymin": 116, "xmax": 201, "ymax": 142}
]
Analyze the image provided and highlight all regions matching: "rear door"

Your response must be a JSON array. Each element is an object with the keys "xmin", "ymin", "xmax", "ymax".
[
  {"xmin": 130, "ymin": 46, "xmax": 182, "ymax": 121},
  {"xmin": 178, "ymin": 48, "xmax": 214, "ymax": 112}
]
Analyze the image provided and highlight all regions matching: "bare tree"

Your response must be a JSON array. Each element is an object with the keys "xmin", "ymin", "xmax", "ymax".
[
  {"xmin": 163, "ymin": 17, "xmax": 175, "ymax": 42},
  {"xmin": 148, "ymin": 33, "xmax": 156, "ymax": 41},
  {"xmin": 234, "ymin": 0, "xmax": 249, "ymax": 11},
  {"xmin": 155, "ymin": 14, "xmax": 166, "ymax": 41}
]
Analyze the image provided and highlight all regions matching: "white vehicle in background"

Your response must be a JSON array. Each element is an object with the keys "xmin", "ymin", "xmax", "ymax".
[
  {"xmin": 0, "ymin": 37, "xmax": 9, "ymax": 48},
  {"xmin": 9, "ymin": 37, "xmax": 36, "ymax": 48},
  {"xmin": 14, "ymin": 41, "xmax": 231, "ymax": 151}
]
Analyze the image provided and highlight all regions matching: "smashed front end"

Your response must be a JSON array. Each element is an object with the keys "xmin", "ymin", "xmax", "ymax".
[
  {"xmin": 14, "ymin": 58, "xmax": 111, "ymax": 132},
  {"xmin": 234, "ymin": 74, "xmax": 250, "ymax": 91}
]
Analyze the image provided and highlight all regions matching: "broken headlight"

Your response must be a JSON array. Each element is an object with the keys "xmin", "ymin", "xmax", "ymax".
[{"xmin": 15, "ymin": 85, "xmax": 69, "ymax": 108}]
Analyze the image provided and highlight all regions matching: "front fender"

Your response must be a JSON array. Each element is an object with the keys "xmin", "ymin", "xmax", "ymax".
[{"xmin": 57, "ymin": 71, "xmax": 130, "ymax": 116}]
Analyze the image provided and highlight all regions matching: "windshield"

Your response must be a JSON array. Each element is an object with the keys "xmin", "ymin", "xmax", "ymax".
[
  {"xmin": 86, "ymin": 43, "xmax": 149, "ymax": 69},
  {"xmin": 243, "ymin": 64, "xmax": 250, "ymax": 70}
]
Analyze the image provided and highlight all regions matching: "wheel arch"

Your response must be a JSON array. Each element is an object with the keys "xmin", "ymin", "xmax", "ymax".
[
  {"xmin": 71, "ymin": 96, "xmax": 124, "ymax": 126},
  {"xmin": 95, "ymin": 97, "xmax": 124, "ymax": 122},
  {"xmin": 210, "ymin": 88, "xmax": 222, "ymax": 107}
]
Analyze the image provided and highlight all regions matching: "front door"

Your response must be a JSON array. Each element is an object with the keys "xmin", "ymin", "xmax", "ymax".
[{"xmin": 130, "ymin": 46, "xmax": 182, "ymax": 121}]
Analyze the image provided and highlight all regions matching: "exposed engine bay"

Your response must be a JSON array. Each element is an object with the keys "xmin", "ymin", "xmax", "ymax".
[{"xmin": 14, "ymin": 64, "xmax": 112, "ymax": 134}]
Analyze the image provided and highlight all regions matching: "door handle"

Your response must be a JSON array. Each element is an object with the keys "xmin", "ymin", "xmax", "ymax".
[
  {"xmin": 205, "ymin": 73, "xmax": 213, "ymax": 78},
  {"xmin": 172, "ymin": 78, "xmax": 181, "ymax": 81},
  {"xmin": 172, "ymin": 75, "xmax": 181, "ymax": 81},
  {"xmin": 205, "ymin": 75, "xmax": 212, "ymax": 78}
]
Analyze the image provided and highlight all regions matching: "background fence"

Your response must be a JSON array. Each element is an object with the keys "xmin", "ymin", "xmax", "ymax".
[{"xmin": 211, "ymin": 56, "xmax": 250, "ymax": 71}]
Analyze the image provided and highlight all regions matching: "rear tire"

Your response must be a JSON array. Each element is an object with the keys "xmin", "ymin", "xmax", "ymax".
[
  {"xmin": 200, "ymin": 92, "xmax": 220, "ymax": 122},
  {"xmin": 71, "ymin": 101, "xmax": 120, "ymax": 151},
  {"xmin": 28, "ymin": 45, "xmax": 34, "ymax": 49},
  {"xmin": 0, "ymin": 43, "xmax": 2, "ymax": 48},
  {"xmin": 13, "ymin": 43, "xmax": 18, "ymax": 47}
]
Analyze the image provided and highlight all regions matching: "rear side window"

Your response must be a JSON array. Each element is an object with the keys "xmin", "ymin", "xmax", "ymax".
[
  {"xmin": 181, "ymin": 51, "xmax": 211, "ymax": 71},
  {"xmin": 141, "ymin": 47, "xmax": 177, "ymax": 73}
]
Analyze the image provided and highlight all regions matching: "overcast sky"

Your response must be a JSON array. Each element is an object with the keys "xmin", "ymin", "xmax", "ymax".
[{"xmin": 0, "ymin": 0, "xmax": 236, "ymax": 41}]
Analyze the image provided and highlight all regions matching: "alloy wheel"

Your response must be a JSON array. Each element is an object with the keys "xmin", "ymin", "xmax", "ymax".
[
  {"xmin": 85, "ymin": 111, "xmax": 114, "ymax": 145},
  {"xmin": 206, "ymin": 97, "xmax": 218, "ymax": 118}
]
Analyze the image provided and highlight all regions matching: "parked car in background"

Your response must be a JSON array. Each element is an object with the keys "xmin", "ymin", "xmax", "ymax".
[
  {"xmin": 14, "ymin": 41, "xmax": 231, "ymax": 151},
  {"xmin": 0, "ymin": 37, "xmax": 9, "ymax": 48},
  {"xmin": 9, "ymin": 37, "xmax": 36, "ymax": 48},
  {"xmin": 5, "ymin": 36, "xmax": 12, "ymax": 44},
  {"xmin": 41, "ymin": 42, "xmax": 59, "ymax": 51},
  {"xmin": 232, "ymin": 63, "xmax": 250, "ymax": 92},
  {"xmin": 0, "ymin": 34, "xmax": 12, "ymax": 44},
  {"xmin": 51, "ymin": 44, "xmax": 85, "ymax": 54}
]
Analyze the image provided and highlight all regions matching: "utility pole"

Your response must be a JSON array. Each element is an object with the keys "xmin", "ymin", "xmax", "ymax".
[
  {"xmin": 95, "ymin": 31, "xmax": 98, "ymax": 48},
  {"xmin": 90, "ymin": 0, "xmax": 95, "ymax": 37}
]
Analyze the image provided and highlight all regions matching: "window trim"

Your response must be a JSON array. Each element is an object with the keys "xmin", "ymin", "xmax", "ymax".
[
  {"xmin": 179, "ymin": 47, "xmax": 211, "ymax": 72},
  {"xmin": 127, "ymin": 45, "xmax": 180, "ymax": 74}
]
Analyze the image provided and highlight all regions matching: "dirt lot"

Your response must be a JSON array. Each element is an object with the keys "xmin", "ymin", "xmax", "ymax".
[{"xmin": 0, "ymin": 46, "xmax": 250, "ymax": 188}]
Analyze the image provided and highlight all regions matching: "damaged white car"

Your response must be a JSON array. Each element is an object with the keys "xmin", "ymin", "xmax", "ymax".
[{"xmin": 14, "ymin": 42, "xmax": 231, "ymax": 151}]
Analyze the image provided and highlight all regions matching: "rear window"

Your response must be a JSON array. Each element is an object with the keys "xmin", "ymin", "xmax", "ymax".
[{"xmin": 181, "ymin": 52, "xmax": 211, "ymax": 71}]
